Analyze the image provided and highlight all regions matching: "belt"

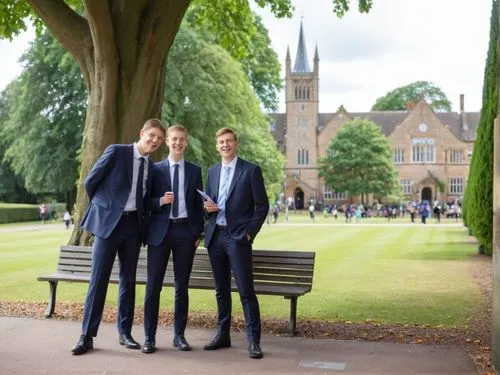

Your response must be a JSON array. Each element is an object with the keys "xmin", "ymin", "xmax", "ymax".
[
  {"xmin": 170, "ymin": 218, "xmax": 189, "ymax": 224},
  {"xmin": 215, "ymin": 224, "xmax": 227, "ymax": 230},
  {"xmin": 121, "ymin": 210, "xmax": 137, "ymax": 216}
]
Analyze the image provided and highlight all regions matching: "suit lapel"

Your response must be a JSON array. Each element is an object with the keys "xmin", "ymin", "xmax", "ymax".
[
  {"xmin": 213, "ymin": 164, "xmax": 222, "ymax": 200},
  {"xmin": 227, "ymin": 159, "xmax": 243, "ymax": 198},
  {"xmin": 163, "ymin": 159, "xmax": 172, "ymax": 191},
  {"xmin": 184, "ymin": 162, "xmax": 191, "ymax": 195},
  {"xmin": 146, "ymin": 156, "xmax": 153, "ymax": 194},
  {"xmin": 126, "ymin": 144, "xmax": 134, "ymax": 189}
]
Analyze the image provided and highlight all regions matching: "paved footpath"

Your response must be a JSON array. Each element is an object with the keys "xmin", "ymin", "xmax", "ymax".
[{"xmin": 0, "ymin": 317, "xmax": 477, "ymax": 375}]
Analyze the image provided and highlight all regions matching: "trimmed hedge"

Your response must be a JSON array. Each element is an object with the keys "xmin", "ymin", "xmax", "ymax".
[{"xmin": 0, "ymin": 203, "xmax": 67, "ymax": 224}]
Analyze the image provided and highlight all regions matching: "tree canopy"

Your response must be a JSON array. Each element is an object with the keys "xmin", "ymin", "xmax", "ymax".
[
  {"xmin": 371, "ymin": 81, "xmax": 452, "ymax": 112},
  {"xmin": 318, "ymin": 119, "xmax": 400, "ymax": 202},
  {"xmin": 163, "ymin": 25, "xmax": 285, "ymax": 198},
  {"xmin": 0, "ymin": 31, "xmax": 86, "ymax": 206}
]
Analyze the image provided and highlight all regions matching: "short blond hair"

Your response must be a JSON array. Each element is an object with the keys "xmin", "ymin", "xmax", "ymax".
[
  {"xmin": 215, "ymin": 127, "xmax": 238, "ymax": 141},
  {"xmin": 167, "ymin": 123, "xmax": 188, "ymax": 136}
]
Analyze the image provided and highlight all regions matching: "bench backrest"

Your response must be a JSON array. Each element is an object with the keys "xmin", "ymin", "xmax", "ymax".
[{"xmin": 57, "ymin": 245, "xmax": 315, "ymax": 294}]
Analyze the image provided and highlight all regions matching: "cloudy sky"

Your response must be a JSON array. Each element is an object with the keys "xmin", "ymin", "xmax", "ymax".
[
  {"xmin": 0, "ymin": 0, "xmax": 492, "ymax": 114},
  {"xmin": 255, "ymin": 0, "xmax": 491, "ymax": 113}
]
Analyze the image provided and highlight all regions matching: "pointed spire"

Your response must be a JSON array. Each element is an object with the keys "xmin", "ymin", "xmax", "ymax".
[
  {"xmin": 314, "ymin": 44, "xmax": 319, "ymax": 61},
  {"xmin": 286, "ymin": 45, "xmax": 291, "ymax": 61},
  {"xmin": 293, "ymin": 21, "xmax": 311, "ymax": 73}
]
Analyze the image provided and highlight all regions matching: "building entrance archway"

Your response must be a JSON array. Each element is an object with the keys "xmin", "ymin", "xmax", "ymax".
[
  {"xmin": 421, "ymin": 187, "xmax": 432, "ymax": 202},
  {"xmin": 294, "ymin": 188, "xmax": 304, "ymax": 209}
]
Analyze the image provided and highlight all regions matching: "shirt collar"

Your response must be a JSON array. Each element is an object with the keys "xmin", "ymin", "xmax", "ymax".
[
  {"xmin": 222, "ymin": 156, "xmax": 238, "ymax": 170},
  {"xmin": 133, "ymin": 143, "xmax": 148, "ymax": 162},
  {"xmin": 168, "ymin": 157, "xmax": 184, "ymax": 168}
]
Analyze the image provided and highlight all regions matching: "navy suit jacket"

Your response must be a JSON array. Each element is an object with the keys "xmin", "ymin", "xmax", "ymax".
[
  {"xmin": 80, "ymin": 144, "xmax": 153, "ymax": 241},
  {"xmin": 146, "ymin": 159, "xmax": 204, "ymax": 247},
  {"xmin": 204, "ymin": 157, "xmax": 269, "ymax": 247}
]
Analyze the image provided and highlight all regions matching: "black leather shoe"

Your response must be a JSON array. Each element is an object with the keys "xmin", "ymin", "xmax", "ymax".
[
  {"xmin": 203, "ymin": 335, "xmax": 231, "ymax": 350},
  {"xmin": 248, "ymin": 342, "xmax": 263, "ymax": 359},
  {"xmin": 71, "ymin": 335, "xmax": 93, "ymax": 355},
  {"xmin": 119, "ymin": 333, "xmax": 140, "ymax": 349},
  {"xmin": 141, "ymin": 337, "xmax": 156, "ymax": 354},
  {"xmin": 173, "ymin": 335, "xmax": 192, "ymax": 351}
]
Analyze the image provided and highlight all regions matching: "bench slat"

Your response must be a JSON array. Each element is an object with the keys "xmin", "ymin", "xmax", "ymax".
[{"xmin": 49, "ymin": 245, "xmax": 315, "ymax": 296}]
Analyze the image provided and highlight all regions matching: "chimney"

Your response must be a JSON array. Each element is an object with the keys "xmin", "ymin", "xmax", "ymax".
[
  {"xmin": 460, "ymin": 94, "xmax": 464, "ymax": 112},
  {"xmin": 406, "ymin": 100, "xmax": 417, "ymax": 111}
]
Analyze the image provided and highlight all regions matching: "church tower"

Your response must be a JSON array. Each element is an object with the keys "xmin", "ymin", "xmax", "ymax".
[{"xmin": 284, "ymin": 21, "xmax": 319, "ymax": 207}]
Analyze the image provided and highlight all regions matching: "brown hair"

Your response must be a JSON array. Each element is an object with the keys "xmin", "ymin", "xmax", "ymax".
[
  {"xmin": 215, "ymin": 127, "xmax": 238, "ymax": 141},
  {"xmin": 142, "ymin": 118, "xmax": 166, "ymax": 136},
  {"xmin": 167, "ymin": 123, "xmax": 188, "ymax": 136}
]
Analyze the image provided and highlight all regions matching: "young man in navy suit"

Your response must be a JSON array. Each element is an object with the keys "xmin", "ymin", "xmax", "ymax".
[
  {"xmin": 142, "ymin": 124, "xmax": 204, "ymax": 354},
  {"xmin": 203, "ymin": 127, "xmax": 269, "ymax": 359},
  {"xmin": 71, "ymin": 119, "xmax": 166, "ymax": 355}
]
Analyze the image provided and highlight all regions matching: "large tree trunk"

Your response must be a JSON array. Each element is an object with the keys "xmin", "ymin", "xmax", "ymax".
[
  {"xmin": 69, "ymin": 61, "xmax": 167, "ymax": 245},
  {"xmin": 26, "ymin": 0, "xmax": 190, "ymax": 245}
]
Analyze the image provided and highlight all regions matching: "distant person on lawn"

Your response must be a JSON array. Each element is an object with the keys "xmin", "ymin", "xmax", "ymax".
[{"xmin": 63, "ymin": 211, "xmax": 71, "ymax": 229}]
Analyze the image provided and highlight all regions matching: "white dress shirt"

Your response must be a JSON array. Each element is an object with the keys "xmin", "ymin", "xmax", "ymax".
[
  {"xmin": 124, "ymin": 143, "xmax": 149, "ymax": 211},
  {"xmin": 168, "ymin": 158, "xmax": 188, "ymax": 219}
]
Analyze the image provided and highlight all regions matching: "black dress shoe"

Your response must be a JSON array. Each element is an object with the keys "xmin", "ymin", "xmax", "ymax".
[
  {"xmin": 203, "ymin": 335, "xmax": 231, "ymax": 350},
  {"xmin": 71, "ymin": 335, "xmax": 93, "ymax": 355},
  {"xmin": 248, "ymin": 342, "xmax": 263, "ymax": 359},
  {"xmin": 173, "ymin": 335, "xmax": 192, "ymax": 351},
  {"xmin": 141, "ymin": 337, "xmax": 156, "ymax": 354},
  {"xmin": 119, "ymin": 333, "xmax": 141, "ymax": 349}
]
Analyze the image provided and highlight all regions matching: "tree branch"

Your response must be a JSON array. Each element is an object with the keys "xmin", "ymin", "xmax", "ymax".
[
  {"xmin": 26, "ymin": 0, "xmax": 92, "ymax": 71},
  {"xmin": 138, "ymin": 0, "xmax": 190, "ymax": 74},
  {"xmin": 84, "ymin": 0, "xmax": 118, "ymax": 72},
  {"xmin": 110, "ymin": 0, "xmax": 149, "ymax": 84}
]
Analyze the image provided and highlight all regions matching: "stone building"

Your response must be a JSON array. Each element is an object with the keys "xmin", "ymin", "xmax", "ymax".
[{"xmin": 271, "ymin": 24, "xmax": 479, "ymax": 209}]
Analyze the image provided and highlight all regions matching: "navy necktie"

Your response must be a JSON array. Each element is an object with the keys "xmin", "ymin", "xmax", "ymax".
[
  {"xmin": 136, "ymin": 157, "xmax": 145, "ymax": 212},
  {"xmin": 172, "ymin": 163, "xmax": 179, "ymax": 218}
]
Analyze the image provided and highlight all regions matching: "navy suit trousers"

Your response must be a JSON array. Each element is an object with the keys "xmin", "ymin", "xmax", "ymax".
[
  {"xmin": 207, "ymin": 227, "xmax": 261, "ymax": 344},
  {"xmin": 82, "ymin": 213, "xmax": 141, "ymax": 337},
  {"xmin": 144, "ymin": 222, "xmax": 197, "ymax": 338}
]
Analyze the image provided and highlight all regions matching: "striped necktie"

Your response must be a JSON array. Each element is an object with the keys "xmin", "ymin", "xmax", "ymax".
[{"xmin": 216, "ymin": 166, "xmax": 231, "ymax": 225}]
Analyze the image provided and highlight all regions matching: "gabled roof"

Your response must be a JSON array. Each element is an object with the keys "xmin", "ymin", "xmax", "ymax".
[
  {"xmin": 293, "ymin": 21, "xmax": 311, "ymax": 73},
  {"xmin": 269, "ymin": 110, "xmax": 480, "ymax": 144}
]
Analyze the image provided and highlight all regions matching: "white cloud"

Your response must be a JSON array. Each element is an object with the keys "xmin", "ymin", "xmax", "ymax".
[
  {"xmin": 0, "ymin": 29, "xmax": 34, "ymax": 92},
  {"xmin": 255, "ymin": 0, "xmax": 491, "ymax": 113}
]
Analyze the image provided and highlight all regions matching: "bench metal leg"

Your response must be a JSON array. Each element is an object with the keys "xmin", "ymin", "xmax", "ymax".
[
  {"xmin": 285, "ymin": 296, "xmax": 298, "ymax": 336},
  {"xmin": 44, "ymin": 281, "xmax": 58, "ymax": 318}
]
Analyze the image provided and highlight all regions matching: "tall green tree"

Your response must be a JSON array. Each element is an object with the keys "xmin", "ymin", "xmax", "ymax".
[
  {"xmin": 462, "ymin": 0, "xmax": 497, "ymax": 256},
  {"xmin": 164, "ymin": 26, "xmax": 284, "ymax": 199},
  {"xmin": 318, "ymin": 119, "xmax": 400, "ymax": 203},
  {"xmin": 371, "ymin": 81, "xmax": 452, "ymax": 112},
  {"xmin": 185, "ymin": 11, "xmax": 282, "ymax": 111},
  {"xmin": 0, "ymin": 88, "xmax": 37, "ymax": 203},
  {"xmin": 0, "ymin": 31, "xmax": 86, "ymax": 209},
  {"xmin": 0, "ymin": 0, "xmax": 372, "ymax": 244}
]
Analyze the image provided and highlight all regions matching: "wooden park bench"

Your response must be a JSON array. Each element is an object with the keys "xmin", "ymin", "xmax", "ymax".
[{"xmin": 38, "ymin": 245, "xmax": 315, "ymax": 334}]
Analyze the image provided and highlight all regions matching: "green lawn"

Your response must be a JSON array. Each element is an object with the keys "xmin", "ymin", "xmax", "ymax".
[{"xmin": 0, "ymin": 219, "xmax": 482, "ymax": 327}]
